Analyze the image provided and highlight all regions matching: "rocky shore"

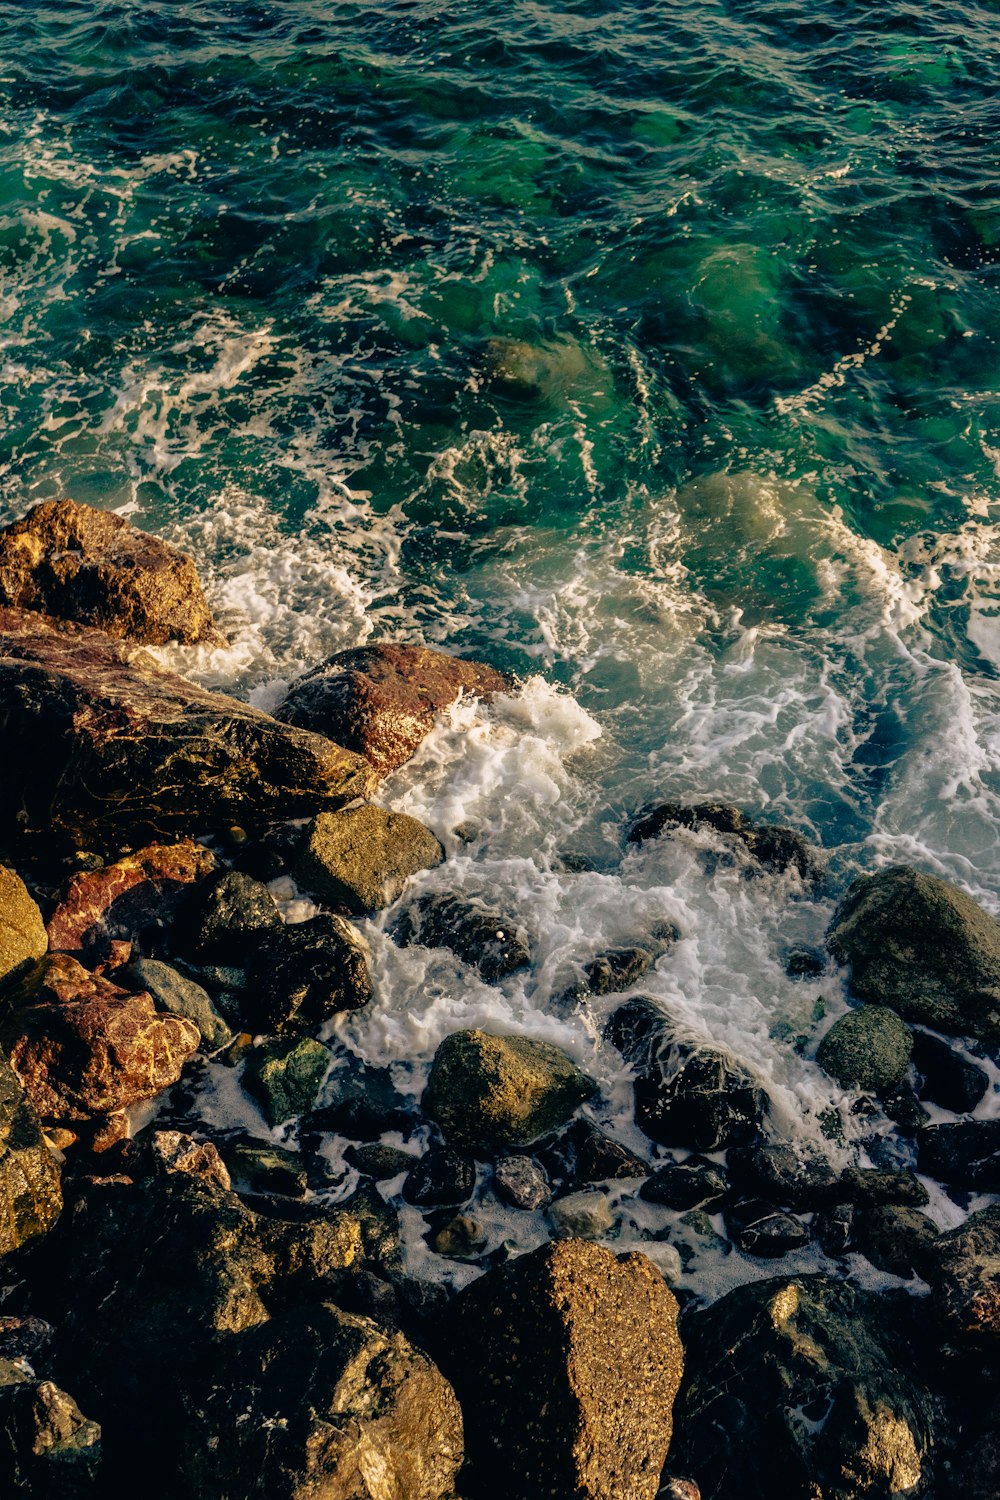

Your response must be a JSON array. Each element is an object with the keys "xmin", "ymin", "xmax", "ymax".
[{"xmin": 0, "ymin": 499, "xmax": 999, "ymax": 1497}]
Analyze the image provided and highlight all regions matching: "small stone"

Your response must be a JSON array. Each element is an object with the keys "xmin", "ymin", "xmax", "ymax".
[
  {"xmin": 395, "ymin": 893, "xmax": 531, "ymax": 982},
  {"xmin": 0, "ymin": 868, "xmax": 46, "ymax": 987},
  {"xmin": 493, "ymin": 1154, "xmax": 552, "ymax": 1211},
  {"xmin": 345, "ymin": 1143, "xmax": 416, "ymax": 1180},
  {"xmin": 912, "ymin": 1029, "xmax": 989, "ymax": 1113},
  {"xmin": 816, "ymin": 1006, "xmax": 913, "ymax": 1094},
  {"xmin": 539, "ymin": 1118, "xmax": 649, "ymax": 1188},
  {"xmin": 853, "ymin": 1205, "xmax": 939, "ymax": 1279},
  {"xmin": 659, "ymin": 1481, "xmax": 701, "ymax": 1500},
  {"xmin": 218, "ymin": 1137, "xmax": 308, "ymax": 1198},
  {"xmin": 432, "ymin": 1213, "xmax": 487, "ymax": 1260},
  {"xmin": 640, "ymin": 1157, "xmax": 729, "ymax": 1211},
  {"xmin": 548, "ymin": 1189, "xmax": 614, "ymax": 1239},
  {"xmin": 814, "ymin": 1201, "xmax": 855, "ymax": 1257},
  {"xmin": 629, "ymin": 1239, "xmax": 683, "ymax": 1283},
  {"xmin": 294, "ymin": 805, "xmax": 444, "ymax": 914},
  {"xmin": 179, "ymin": 870, "xmax": 282, "ymax": 964},
  {"xmin": 403, "ymin": 1148, "xmax": 476, "ymax": 1209},
  {"xmin": 124, "ymin": 958, "xmax": 232, "ymax": 1051},
  {"xmin": 726, "ymin": 1199, "xmax": 810, "ymax": 1258},
  {"xmin": 880, "ymin": 1085, "xmax": 931, "ymax": 1134},
  {"xmin": 141, "ymin": 1130, "xmax": 232, "ymax": 1192},
  {"xmin": 242, "ymin": 1037, "xmax": 329, "ymax": 1127}
]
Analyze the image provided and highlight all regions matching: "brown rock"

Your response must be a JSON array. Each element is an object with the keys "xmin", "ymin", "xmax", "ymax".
[
  {"xmin": 0, "ymin": 498, "xmax": 217, "ymax": 644},
  {"xmin": 0, "ymin": 608, "xmax": 374, "ymax": 846},
  {"xmin": 0, "ymin": 866, "xmax": 47, "ymax": 986},
  {"xmin": 277, "ymin": 641, "xmax": 512, "ymax": 778},
  {"xmin": 294, "ymin": 803, "xmax": 445, "ymax": 913},
  {"xmin": 443, "ymin": 1238, "xmax": 683, "ymax": 1500},
  {"xmin": 47, "ymin": 841, "xmax": 215, "ymax": 964},
  {"xmin": 0, "ymin": 954, "xmax": 199, "ymax": 1127},
  {"xmin": 138, "ymin": 1130, "xmax": 232, "ymax": 1192}
]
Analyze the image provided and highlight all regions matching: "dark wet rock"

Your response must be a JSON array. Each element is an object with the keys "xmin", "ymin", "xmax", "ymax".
[
  {"xmin": 442, "ymin": 1238, "xmax": 684, "ymax": 1500},
  {"xmin": 840, "ymin": 1167, "xmax": 929, "ymax": 1207},
  {"xmin": 301, "ymin": 1060, "xmax": 415, "ymax": 1143},
  {"xmin": 276, "ymin": 640, "xmax": 512, "ymax": 779},
  {"xmin": 726, "ymin": 1198, "xmax": 810, "ymax": 1257},
  {"xmin": 395, "ymin": 893, "xmax": 531, "ymax": 982},
  {"xmin": 584, "ymin": 945, "xmax": 658, "ymax": 994},
  {"xmin": 853, "ymin": 1204, "xmax": 939, "ymax": 1279},
  {"xmin": 538, "ymin": 1117, "xmax": 649, "ymax": 1188},
  {"xmin": 493, "ymin": 1154, "xmax": 551, "ymax": 1211},
  {"xmin": 432, "ymin": 1212, "xmax": 487, "ymax": 1260},
  {"xmin": 673, "ymin": 1275, "xmax": 943, "ymax": 1500},
  {"xmin": 917, "ymin": 1119, "xmax": 1000, "ymax": 1190},
  {"xmin": 880, "ymin": 1084, "xmax": 931, "ymax": 1134},
  {"xmin": 0, "ymin": 497, "xmax": 217, "ymax": 646},
  {"xmin": 243, "ymin": 913, "xmax": 373, "ymax": 1035},
  {"xmin": 814, "ymin": 1201, "xmax": 855, "ymax": 1257},
  {"xmin": 344, "ymin": 1142, "xmax": 416, "ymax": 1180},
  {"xmin": 340, "ymin": 1180, "xmax": 403, "ymax": 1272},
  {"xmin": 640, "ymin": 1156, "xmax": 728, "ymax": 1211},
  {"xmin": 178, "ymin": 1301, "xmax": 464, "ymax": 1500},
  {"xmin": 0, "ymin": 1053, "xmax": 62, "ymax": 1256},
  {"xmin": 294, "ymin": 804, "xmax": 445, "ymax": 914},
  {"xmin": 783, "ymin": 943, "xmax": 826, "ymax": 979},
  {"xmin": 0, "ymin": 868, "xmax": 47, "ymax": 987},
  {"xmin": 816, "ymin": 1005, "xmax": 913, "ymax": 1093},
  {"xmin": 945, "ymin": 1419, "xmax": 1000, "ymax": 1500},
  {"xmin": 548, "ymin": 1188, "xmax": 614, "ymax": 1239},
  {"xmin": 0, "ymin": 1374, "xmax": 101, "ymax": 1495},
  {"xmin": 0, "ymin": 608, "xmax": 373, "ymax": 848},
  {"xmin": 925, "ymin": 1205, "xmax": 1000, "ymax": 1355},
  {"xmin": 133, "ymin": 1129, "xmax": 232, "ymax": 1192},
  {"xmin": 0, "ymin": 1315, "xmax": 54, "ymax": 1364},
  {"xmin": 424, "ymin": 1029, "xmax": 596, "ymax": 1152},
  {"xmin": 607, "ymin": 997, "xmax": 769, "ymax": 1151},
  {"xmin": 177, "ymin": 869, "xmax": 281, "ymax": 964},
  {"xmin": 402, "ymin": 1147, "xmax": 476, "ymax": 1209},
  {"xmin": 123, "ymin": 957, "xmax": 231, "ymax": 1051},
  {"xmin": 242, "ymin": 1036, "xmax": 329, "ymax": 1126},
  {"xmin": 912, "ymin": 1028, "xmax": 989, "ymax": 1113},
  {"xmin": 628, "ymin": 802, "xmax": 821, "ymax": 880},
  {"xmin": 827, "ymin": 864, "xmax": 1000, "ymax": 1042},
  {"xmin": 0, "ymin": 953, "xmax": 199, "ymax": 1132},
  {"xmin": 217, "ymin": 1136, "xmax": 307, "ymax": 1198},
  {"xmin": 727, "ymin": 1140, "xmax": 840, "ymax": 1209}
]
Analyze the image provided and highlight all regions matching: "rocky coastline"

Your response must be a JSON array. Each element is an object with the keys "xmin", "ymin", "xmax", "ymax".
[{"xmin": 0, "ymin": 499, "xmax": 999, "ymax": 1497}]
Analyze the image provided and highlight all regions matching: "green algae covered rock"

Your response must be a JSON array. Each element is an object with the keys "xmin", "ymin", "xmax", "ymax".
[
  {"xmin": 294, "ymin": 803, "xmax": 444, "ymax": 914},
  {"xmin": 243, "ymin": 1036, "xmax": 329, "ymax": 1126},
  {"xmin": 816, "ymin": 1006, "xmax": 913, "ymax": 1094}
]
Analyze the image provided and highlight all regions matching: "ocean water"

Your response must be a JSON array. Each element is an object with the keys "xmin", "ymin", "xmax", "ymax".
[{"xmin": 3, "ymin": 0, "xmax": 1000, "ymax": 1294}]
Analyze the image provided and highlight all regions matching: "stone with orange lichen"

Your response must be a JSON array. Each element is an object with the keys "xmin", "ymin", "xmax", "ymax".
[{"xmin": 47, "ymin": 841, "xmax": 215, "ymax": 964}]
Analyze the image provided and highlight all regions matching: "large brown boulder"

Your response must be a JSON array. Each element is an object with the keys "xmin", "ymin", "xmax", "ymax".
[
  {"xmin": 0, "ymin": 609, "xmax": 373, "ymax": 847},
  {"xmin": 0, "ymin": 1053, "xmax": 62, "ymax": 1256},
  {"xmin": 0, "ymin": 953, "xmax": 199, "ymax": 1135},
  {"xmin": 277, "ymin": 641, "xmax": 512, "ymax": 778},
  {"xmin": 0, "ymin": 498, "xmax": 217, "ymax": 644},
  {"xmin": 442, "ymin": 1238, "xmax": 683, "ymax": 1500},
  {"xmin": 0, "ymin": 867, "xmax": 47, "ymax": 986}
]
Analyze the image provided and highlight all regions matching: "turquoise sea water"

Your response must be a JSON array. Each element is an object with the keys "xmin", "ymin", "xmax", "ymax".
[{"xmin": 3, "ymin": 0, "xmax": 1000, "ymax": 1281}]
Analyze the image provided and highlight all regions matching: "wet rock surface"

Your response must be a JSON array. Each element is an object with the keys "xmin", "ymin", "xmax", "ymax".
[
  {"xmin": 628, "ymin": 802, "xmax": 821, "ymax": 880},
  {"xmin": 0, "ymin": 1373, "xmax": 102, "ymax": 1496},
  {"xmin": 243, "ymin": 913, "xmax": 373, "ymax": 1034},
  {"xmin": 122, "ymin": 958, "xmax": 231, "ymax": 1050},
  {"xmin": 294, "ymin": 803, "xmax": 445, "ymax": 913},
  {"xmin": 917, "ymin": 1119, "xmax": 1000, "ymax": 1190},
  {"xmin": 912, "ymin": 1028, "xmax": 989, "ymax": 1112},
  {"xmin": 395, "ymin": 892, "xmax": 532, "ymax": 981},
  {"xmin": 816, "ymin": 1005, "xmax": 914, "ymax": 1094},
  {"xmin": 0, "ymin": 1054, "xmax": 62, "ymax": 1256},
  {"xmin": 0, "ymin": 868, "xmax": 47, "ymax": 987},
  {"xmin": 242, "ymin": 1036, "xmax": 330, "ymax": 1126}
]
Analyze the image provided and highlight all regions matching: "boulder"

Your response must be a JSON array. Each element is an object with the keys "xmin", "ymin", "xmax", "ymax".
[
  {"xmin": 0, "ymin": 1374, "xmax": 101, "ymax": 1495},
  {"xmin": 122, "ymin": 958, "xmax": 231, "ymax": 1051},
  {"xmin": 0, "ymin": 867, "xmax": 46, "ymax": 987},
  {"xmin": 395, "ymin": 893, "xmax": 531, "ymax": 981},
  {"xmin": 912, "ymin": 1029, "xmax": 989, "ymax": 1113},
  {"xmin": 243, "ymin": 914, "xmax": 373, "ymax": 1035},
  {"xmin": 294, "ymin": 804, "xmax": 444, "ymax": 914},
  {"xmin": 925, "ymin": 1205, "xmax": 1000, "ymax": 1354},
  {"xmin": 548, "ymin": 1188, "xmax": 614, "ymax": 1239},
  {"xmin": 424, "ymin": 1030, "xmax": 597, "ymax": 1152},
  {"xmin": 179, "ymin": 1302, "xmax": 464, "ymax": 1500},
  {"xmin": 176, "ymin": 869, "xmax": 281, "ymax": 963},
  {"xmin": 0, "ymin": 498, "xmax": 217, "ymax": 645},
  {"xmin": 814, "ymin": 1202, "xmax": 855, "ymax": 1257},
  {"xmin": 607, "ymin": 998, "xmax": 769, "ymax": 1151},
  {"xmin": 402, "ymin": 1147, "xmax": 476, "ymax": 1209},
  {"xmin": 0, "ymin": 1053, "xmax": 62, "ymax": 1256},
  {"xmin": 538, "ymin": 1117, "xmax": 649, "ymax": 1189},
  {"xmin": 640, "ymin": 1157, "xmax": 729, "ymax": 1211},
  {"xmin": 442, "ymin": 1239, "xmax": 684, "ymax": 1500},
  {"xmin": 628, "ymin": 802, "xmax": 821, "ymax": 880},
  {"xmin": 816, "ymin": 1006, "xmax": 913, "ymax": 1094},
  {"xmin": 917, "ymin": 1120, "xmax": 1000, "ymax": 1191},
  {"xmin": 0, "ymin": 608, "xmax": 373, "ymax": 847},
  {"xmin": 727, "ymin": 1141, "xmax": 840, "ymax": 1209},
  {"xmin": 242, "ymin": 1037, "xmax": 330, "ymax": 1126},
  {"xmin": 276, "ymin": 641, "xmax": 512, "ymax": 778},
  {"xmin": 852, "ymin": 1204, "xmax": 939, "ymax": 1279},
  {"xmin": 827, "ymin": 865, "xmax": 1000, "ymax": 1041},
  {"xmin": 0, "ymin": 954, "xmax": 199, "ymax": 1131},
  {"xmin": 839, "ymin": 1168, "xmax": 928, "ymax": 1208},
  {"xmin": 673, "ymin": 1275, "xmax": 943, "ymax": 1500}
]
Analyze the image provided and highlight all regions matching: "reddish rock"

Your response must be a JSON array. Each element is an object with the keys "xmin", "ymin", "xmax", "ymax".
[
  {"xmin": 0, "ymin": 498, "xmax": 218, "ymax": 644},
  {"xmin": 277, "ymin": 642, "xmax": 513, "ymax": 778},
  {"xmin": 0, "ymin": 608, "xmax": 374, "ymax": 846},
  {"xmin": 0, "ymin": 953, "xmax": 199, "ymax": 1129},
  {"xmin": 47, "ymin": 841, "xmax": 215, "ymax": 965}
]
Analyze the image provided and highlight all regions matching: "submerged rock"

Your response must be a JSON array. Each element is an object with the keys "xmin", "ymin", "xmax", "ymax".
[
  {"xmin": 395, "ymin": 892, "xmax": 531, "ymax": 981},
  {"xmin": 442, "ymin": 1239, "xmax": 684, "ymax": 1500},
  {"xmin": 827, "ymin": 865, "xmax": 1000, "ymax": 1041},
  {"xmin": 0, "ymin": 867, "xmax": 47, "ymax": 987},
  {"xmin": 628, "ymin": 802, "xmax": 821, "ymax": 880},
  {"xmin": 816, "ymin": 1006, "xmax": 913, "ymax": 1094},
  {"xmin": 424, "ymin": 1029, "xmax": 597, "ymax": 1152},
  {"xmin": 0, "ymin": 498, "xmax": 217, "ymax": 645},
  {"xmin": 294, "ymin": 803, "xmax": 444, "ymax": 914},
  {"xmin": 726, "ymin": 1198, "xmax": 810, "ymax": 1258},
  {"xmin": 912, "ymin": 1029, "xmax": 989, "ymax": 1113},
  {"xmin": 242, "ymin": 1036, "xmax": 329, "ymax": 1126},
  {"xmin": 0, "ymin": 608, "xmax": 373, "ymax": 847},
  {"xmin": 244, "ymin": 913, "xmax": 373, "ymax": 1035},
  {"xmin": 276, "ymin": 640, "xmax": 511, "ymax": 778},
  {"xmin": 0, "ymin": 1054, "xmax": 62, "ymax": 1256},
  {"xmin": 917, "ymin": 1119, "xmax": 1000, "ymax": 1190},
  {"xmin": 607, "ymin": 997, "xmax": 769, "ymax": 1151}
]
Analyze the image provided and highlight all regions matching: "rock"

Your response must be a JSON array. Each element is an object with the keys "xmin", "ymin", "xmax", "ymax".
[
  {"xmin": 727, "ymin": 1140, "xmax": 841, "ymax": 1209},
  {"xmin": 177, "ymin": 870, "xmax": 281, "ymax": 964},
  {"xmin": 242, "ymin": 1036, "xmax": 329, "ymax": 1126},
  {"xmin": 0, "ymin": 1316, "xmax": 54, "ymax": 1364},
  {"xmin": 302, "ymin": 1060, "xmax": 414, "ymax": 1143},
  {"xmin": 583, "ymin": 945, "xmax": 658, "ymax": 994},
  {"xmin": 880, "ymin": 1083, "xmax": 931, "ymax": 1134},
  {"xmin": 628, "ymin": 802, "xmax": 821, "ymax": 880},
  {"xmin": 432, "ymin": 1213, "xmax": 487, "ymax": 1260},
  {"xmin": 345, "ymin": 1142, "xmax": 416, "ymax": 1180},
  {"xmin": 538, "ymin": 1117, "xmax": 649, "ymax": 1188},
  {"xmin": 0, "ymin": 954, "xmax": 199, "ymax": 1130},
  {"xmin": 218, "ymin": 1137, "xmax": 308, "ymax": 1198},
  {"xmin": 840, "ymin": 1168, "xmax": 929, "ymax": 1207},
  {"xmin": 548, "ymin": 1188, "xmax": 614, "ymax": 1239},
  {"xmin": 946, "ymin": 1421, "xmax": 1000, "ymax": 1500},
  {"xmin": 294, "ymin": 804, "xmax": 444, "ymax": 914},
  {"xmin": 442, "ymin": 1239, "xmax": 684, "ymax": 1500},
  {"xmin": 925, "ymin": 1205, "xmax": 1000, "ymax": 1354},
  {"xmin": 783, "ymin": 944, "xmax": 826, "ymax": 979},
  {"xmin": 276, "ymin": 640, "xmax": 512, "ymax": 778},
  {"xmin": 137, "ymin": 1130, "xmax": 231, "ymax": 1192},
  {"xmin": 424, "ymin": 1029, "xmax": 597, "ymax": 1152},
  {"xmin": 243, "ymin": 914, "xmax": 373, "ymax": 1035},
  {"xmin": 0, "ymin": 1376, "xmax": 101, "ymax": 1494},
  {"xmin": 917, "ymin": 1119, "xmax": 1000, "ymax": 1190},
  {"xmin": 0, "ymin": 1053, "xmax": 62, "ymax": 1256},
  {"xmin": 123, "ymin": 958, "xmax": 231, "ymax": 1051},
  {"xmin": 395, "ymin": 893, "xmax": 531, "ymax": 981},
  {"xmin": 816, "ymin": 1005, "xmax": 913, "ymax": 1093},
  {"xmin": 47, "ymin": 841, "xmax": 216, "ymax": 967},
  {"xmin": 179, "ymin": 1301, "xmax": 464, "ymax": 1500},
  {"xmin": 912, "ymin": 1029, "xmax": 989, "ymax": 1113},
  {"xmin": 659, "ymin": 1482, "xmax": 701, "ymax": 1500},
  {"xmin": 726, "ymin": 1199, "xmax": 810, "ymax": 1257},
  {"xmin": 853, "ymin": 1204, "xmax": 939, "ymax": 1279},
  {"xmin": 0, "ymin": 868, "xmax": 46, "ymax": 987},
  {"xmin": 640, "ymin": 1157, "xmax": 729, "ymax": 1211},
  {"xmin": 0, "ymin": 608, "xmax": 373, "ymax": 847},
  {"xmin": 827, "ymin": 864, "xmax": 1000, "ymax": 1041},
  {"xmin": 402, "ymin": 1147, "xmax": 476, "ymax": 1209},
  {"xmin": 673, "ymin": 1275, "xmax": 943, "ymax": 1500},
  {"xmin": 493, "ymin": 1154, "xmax": 552, "ymax": 1211},
  {"xmin": 607, "ymin": 997, "xmax": 769, "ymax": 1151},
  {"xmin": 0, "ymin": 498, "xmax": 217, "ymax": 645},
  {"xmin": 814, "ymin": 1201, "xmax": 855, "ymax": 1257}
]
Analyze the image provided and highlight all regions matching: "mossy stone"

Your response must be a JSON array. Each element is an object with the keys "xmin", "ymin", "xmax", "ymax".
[{"xmin": 817, "ymin": 1006, "xmax": 913, "ymax": 1094}]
